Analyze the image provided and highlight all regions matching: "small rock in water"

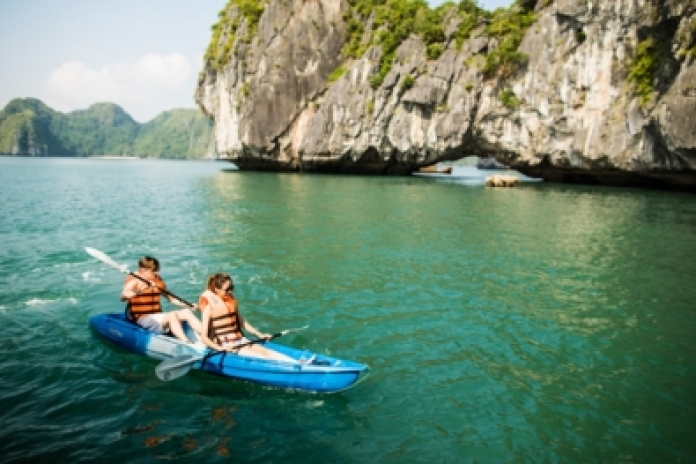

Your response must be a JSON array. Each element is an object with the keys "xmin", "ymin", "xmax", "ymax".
[{"xmin": 486, "ymin": 175, "xmax": 519, "ymax": 187}]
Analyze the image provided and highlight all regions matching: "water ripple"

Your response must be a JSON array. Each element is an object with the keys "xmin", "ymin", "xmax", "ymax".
[{"xmin": 1, "ymin": 160, "xmax": 695, "ymax": 462}]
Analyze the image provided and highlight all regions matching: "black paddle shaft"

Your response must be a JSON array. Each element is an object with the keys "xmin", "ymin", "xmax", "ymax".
[
  {"xmin": 205, "ymin": 332, "xmax": 287, "ymax": 359},
  {"xmin": 129, "ymin": 272, "xmax": 195, "ymax": 308},
  {"xmin": 233, "ymin": 332, "xmax": 282, "ymax": 350},
  {"xmin": 231, "ymin": 327, "xmax": 307, "ymax": 351}
]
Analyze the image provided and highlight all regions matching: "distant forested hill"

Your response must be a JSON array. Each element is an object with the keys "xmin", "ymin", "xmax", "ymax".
[{"xmin": 0, "ymin": 98, "xmax": 215, "ymax": 159}]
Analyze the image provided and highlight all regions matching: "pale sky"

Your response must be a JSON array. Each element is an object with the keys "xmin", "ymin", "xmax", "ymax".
[{"xmin": 0, "ymin": 0, "xmax": 513, "ymax": 123}]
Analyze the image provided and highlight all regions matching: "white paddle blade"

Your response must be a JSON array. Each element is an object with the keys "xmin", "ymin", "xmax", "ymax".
[
  {"xmin": 85, "ymin": 247, "xmax": 128, "ymax": 273},
  {"xmin": 281, "ymin": 325, "xmax": 309, "ymax": 336},
  {"xmin": 155, "ymin": 354, "xmax": 203, "ymax": 381}
]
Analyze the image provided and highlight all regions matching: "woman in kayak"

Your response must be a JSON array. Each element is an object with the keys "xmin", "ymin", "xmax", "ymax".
[
  {"xmin": 199, "ymin": 272, "xmax": 314, "ymax": 363},
  {"xmin": 120, "ymin": 256, "xmax": 202, "ymax": 343}
]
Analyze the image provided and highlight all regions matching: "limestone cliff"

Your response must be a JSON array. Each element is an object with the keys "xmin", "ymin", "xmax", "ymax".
[{"xmin": 196, "ymin": 0, "xmax": 696, "ymax": 189}]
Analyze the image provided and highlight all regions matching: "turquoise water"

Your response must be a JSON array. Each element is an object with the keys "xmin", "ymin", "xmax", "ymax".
[{"xmin": 1, "ymin": 157, "xmax": 695, "ymax": 463}]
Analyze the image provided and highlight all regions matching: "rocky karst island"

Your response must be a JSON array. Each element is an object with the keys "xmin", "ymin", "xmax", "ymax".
[{"xmin": 196, "ymin": 0, "xmax": 696, "ymax": 190}]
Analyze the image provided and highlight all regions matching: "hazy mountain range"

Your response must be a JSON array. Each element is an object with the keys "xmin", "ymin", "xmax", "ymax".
[{"xmin": 0, "ymin": 98, "xmax": 215, "ymax": 159}]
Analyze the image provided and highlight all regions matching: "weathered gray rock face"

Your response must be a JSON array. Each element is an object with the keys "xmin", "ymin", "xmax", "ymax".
[
  {"xmin": 196, "ymin": 0, "xmax": 696, "ymax": 189},
  {"xmin": 482, "ymin": 0, "xmax": 696, "ymax": 188},
  {"xmin": 196, "ymin": 0, "xmax": 346, "ymax": 170}
]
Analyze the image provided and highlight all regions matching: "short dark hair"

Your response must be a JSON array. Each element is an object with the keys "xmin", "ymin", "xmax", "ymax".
[{"xmin": 138, "ymin": 256, "xmax": 160, "ymax": 272}]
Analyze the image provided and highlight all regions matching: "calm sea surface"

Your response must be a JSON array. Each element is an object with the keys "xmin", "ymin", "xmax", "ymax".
[{"xmin": 1, "ymin": 157, "xmax": 695, "ymax": 463}]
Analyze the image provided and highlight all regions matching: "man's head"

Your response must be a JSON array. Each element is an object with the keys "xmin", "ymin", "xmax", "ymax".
[{"xmin": 138, "ymin": 256, "xmax": 160, "ymax": 272}]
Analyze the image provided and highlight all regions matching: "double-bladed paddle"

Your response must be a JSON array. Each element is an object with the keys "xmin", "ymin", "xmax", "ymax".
[
  {"xmin": 155, "ymin": 325, "xmax": 309, "ymax": 381},
  {"xmin": 84, "ymin": 247, "xmax": 195, "ymax": 308}
]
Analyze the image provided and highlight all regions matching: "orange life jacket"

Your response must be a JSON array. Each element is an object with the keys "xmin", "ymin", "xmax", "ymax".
[
  {"xmin": 200, "ymin": 290, "xmax": 241, "ymax": 343},
  {"xmin": 125, "ymin": 274, "xmax": 165, "ymax": 321}
]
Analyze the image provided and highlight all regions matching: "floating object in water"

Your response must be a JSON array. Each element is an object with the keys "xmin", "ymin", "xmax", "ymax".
[{"xmin": 486, "ymin": 175, "xmax": 519, "ymax": 187}]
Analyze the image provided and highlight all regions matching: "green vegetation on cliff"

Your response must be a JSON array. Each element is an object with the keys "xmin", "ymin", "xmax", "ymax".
[
  {"xmin": 498, "ymin": 88, "xmax": 520, "ymax": 108},
  {"xmin": 0, "ymin": 98, "xmax": 213, "ymax": 158},
  {"xmin": 628, "ymin": 37, "xmax": 665, "ymax": 106},
  {"xmin": 202, "ymin": 0, "xmax": 536, "ymax": 88},
  {"xmin": 205, "ymin": 0, "xmax": 268, "ymax": 71},
  {"xmin": 344, "ymin": 0, "xmax": 463, "ymax": 89},
  {"xmin": 341, "ymin": 0, "xmax": 534, "ymax": 88},
  {"xmin": 484, "ymin": 6, "xmax": 535, "ymax": 78},
  {"xmin": 327, "ymin": 65, "xmax": 348, "ymax": 83}
]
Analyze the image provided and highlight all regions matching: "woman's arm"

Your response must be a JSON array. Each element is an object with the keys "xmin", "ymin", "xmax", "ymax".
[{"xmin": 239, "ymin": 313, "xmax": 270, "ymax": 339}]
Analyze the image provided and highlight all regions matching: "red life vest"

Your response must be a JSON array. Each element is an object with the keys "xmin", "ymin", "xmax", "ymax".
[
  {"xmin": 125, "ymin": 274, "xmax": 165, "ymax": 321},
  {"xmin": 200, "ymin": 290, "xmax": 241, "ymax": 343}
]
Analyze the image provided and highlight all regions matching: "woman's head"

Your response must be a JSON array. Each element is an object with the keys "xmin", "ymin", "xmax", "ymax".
[
  {"xmin": 138, "ymin": 256, "xmax": 160, "ymax": 272},
  {"xmin": 207, "ymin": 272, "xmax": 233, "ymax": 293}
]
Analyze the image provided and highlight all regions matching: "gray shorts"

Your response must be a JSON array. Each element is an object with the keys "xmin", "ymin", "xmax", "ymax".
[{"xmin": 137, "ymin": 314, "xmax": 169, "ymax": 335}]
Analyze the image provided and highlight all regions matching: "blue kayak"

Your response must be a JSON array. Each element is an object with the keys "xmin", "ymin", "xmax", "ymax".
[{"xmin": 89, "ymin": 313, "xmax": 369, "ymax": 393}]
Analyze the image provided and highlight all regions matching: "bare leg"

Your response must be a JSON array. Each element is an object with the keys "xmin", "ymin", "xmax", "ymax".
[
  {"xmin": 237, "ymin": 344, "xmax": 298, "ymax": 363},
  {"xmin": 164, "ymin": 313, "xmax": 191, "ymax": 343},
  {"xmin": 174, "ymin": 308, "xmax": 202, "ymax": 335}
]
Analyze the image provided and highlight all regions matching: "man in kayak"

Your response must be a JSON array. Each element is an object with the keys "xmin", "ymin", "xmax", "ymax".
[
  {"xmin": 198, "ymin": 272, "xmax": 315, "ymax": 363},
  {"xmin": 120, "ymin": 256, "xmax": 202, "ymax": 343}
]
